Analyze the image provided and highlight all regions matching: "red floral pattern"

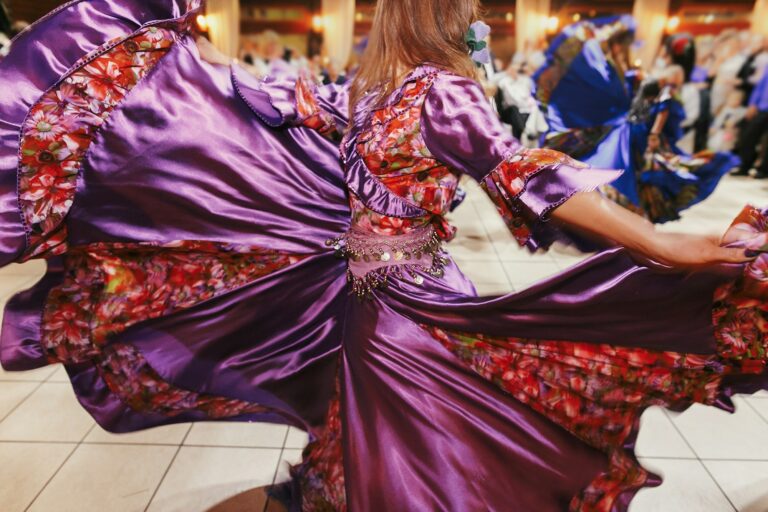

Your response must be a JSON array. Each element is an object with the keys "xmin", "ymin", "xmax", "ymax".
[
  {"xmin": 348, "ymin": 194, "xmax": 428, "ymax": 237},
  {"xmin": 293, "ymin": 376, "xmax": 346, "ymax": 511},
  {"xmin": 18, "ymin": 27, "xmax": 176, "ymax": 260},
  {"xmin": 43, "ymin": 241, "xmax": 304, "ymax": 363},
  {"xmin": 350, "ymin": 73, "xmax": 460, "ymax": 241},
  {"xmin": 357, "ymin": 73, "xmax": 460, "ymax": 217},
  {"xmin": 99, "ymin": 342, "xmax": 269, "ymax": 419},
  {"xmin": 421, "ymin": 207, "xmax": 768, "ymax": 512},
  {"xmin": 722, "ymin": 205, "xmax": 768, "ymax": 300},
  {"xmin": 295, "ymin": 74, "xmax": 339, "ymax": 138},
  {"xmin": 41, "ymin": 241, "xmax": 303, "ymax": 418},
  {"xmin": 481, "ymin": 148, "xmax": 588, "ymax": 248},
  {"xmin": 423, "ymin": 287, "xmax": 766, "ymax": 512}
]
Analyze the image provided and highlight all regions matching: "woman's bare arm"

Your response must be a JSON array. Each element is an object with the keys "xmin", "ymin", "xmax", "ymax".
[
  {"xmin": 647, "ymin": 110, "xmax": 668, "ymax": 152},
  {"xmin": 650, "ymin": 110, "xmax": 668, "ymax": 136},
  {"xmin": 550, "ymin": 191, "xmax": 752, "ymax": 267}
]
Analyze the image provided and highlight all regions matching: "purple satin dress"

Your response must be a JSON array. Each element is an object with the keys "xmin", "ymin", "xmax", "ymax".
[{"xmin": 1, "ymin": 2, "xmax": 767, "ymax": 511}]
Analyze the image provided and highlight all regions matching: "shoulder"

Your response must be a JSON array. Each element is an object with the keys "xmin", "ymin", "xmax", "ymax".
[
  {"xmin": 422, "ymin": 70, "xmax": 487, "ymax": 113},
  {"xmin": 427, "ymin": 70, "xmax": 484, "ymax": 98}
]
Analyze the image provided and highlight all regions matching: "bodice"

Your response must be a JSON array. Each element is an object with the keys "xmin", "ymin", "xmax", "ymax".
[
  {"xmin": 230, "ymin": 61, "xmax": 612, "ymax": 297},
  {"xmin": 332, "ymin": 68, "xmax": 462, "ymax": 295},
  {"xmin": 343, "ymin": 68, "xmax": 459, "ymax": 240}
]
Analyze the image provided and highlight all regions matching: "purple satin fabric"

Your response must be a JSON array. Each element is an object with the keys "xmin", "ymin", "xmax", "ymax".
[
  {"xmin": 0, "ymin": 259, "xmax": 61, "ymax": 369},
  {"xmin": 0, "ymin": 3, "xmax": 765, "ymax": 511},
  {"xmin": 1, "ymin": 0, "xmax": 352, "ymax": 432},
  {"xmin": 521, "ymin": 164, "xmax": 623, "ymax": 219},
  {"xmin": 254, "ymin": 70, "xmax": 349, "ymax": 130},
  {"xmin": 236, "ymin": 64, "xmax": 433, "ymax": 220},
  {"xmin": 387, "ymin": 248, "xmax": 741, "ymax": 353},
  {"xmin": 72, "ymin": 39, "xmax": 349, "ymax": 253},
  {"xmin": 421, "ymin": 73, "xmax": 520, "ymax": 181},
  {"xmin": 342, "ymin": 278, "xmax": 607, "ymax": 511},
  {"xmin": 0, "ymin": 0, "xmax": 199, "ymax": 266},
  {"xmin": 121, "ymin": 253, "xmax": 349, "ymax": 430}
]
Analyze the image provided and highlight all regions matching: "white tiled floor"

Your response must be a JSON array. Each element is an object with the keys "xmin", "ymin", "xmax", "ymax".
[{"xmin": 0, "ymin": 175, "xmax": 766, "ymax": 511}]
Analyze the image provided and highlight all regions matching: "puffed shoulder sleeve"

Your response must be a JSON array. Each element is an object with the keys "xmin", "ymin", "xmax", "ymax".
[
  {"xmin": 422, "ymin": 74, "xmax": 623, "ymax": 252},
  {"xmin": 231, "ymin": 63, "xmax": 348, "ymax": 139}
]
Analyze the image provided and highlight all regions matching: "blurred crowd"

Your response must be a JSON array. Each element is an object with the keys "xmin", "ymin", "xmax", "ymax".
[
  {"xmin": 239, "ymin": 30, "xmax": 350, "ymax": 86},
  {"xmin": 481, "ymin": 30, "xmax": 768, "ymax": 178},
  {"xmin": 0, "ymin": 3, "xmax": 27, "ymax": 57},
  {"xmin": 2, "ymin": 6, "xmax": 766, "ymax": 179},
  {"xmin": 232, "ymin": 25, "xmax": 767, "ymax": 179},
  {"xmin": 677, "ymin": 30, "xmax": 768, "ymax": 178},
  {"xmin": 649, "ymin": 31, "xmax": 767, "ymax": 155}
]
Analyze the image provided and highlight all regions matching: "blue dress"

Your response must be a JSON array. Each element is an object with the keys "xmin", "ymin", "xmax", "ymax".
[
  {"xmin": 630, "ymin": 87, "xmax": 740, "ymax": 222},
  {"xmin": 536, "ymin": 16, "xmax": 739, "ymax": 223}
]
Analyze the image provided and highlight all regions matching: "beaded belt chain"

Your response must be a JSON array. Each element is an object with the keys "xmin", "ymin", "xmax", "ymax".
[{"xmin": 326, "ymin": 225, "xmax": 447, "ymax": 298}]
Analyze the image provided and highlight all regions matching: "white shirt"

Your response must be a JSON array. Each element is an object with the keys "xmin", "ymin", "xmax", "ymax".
[
  {"xmin": 680, "ymin": 83, "xmax": 701, "ymax": 128},
  {"xmin": 493, "ymin": 72, "xmax": 535, "ymax": 114}
]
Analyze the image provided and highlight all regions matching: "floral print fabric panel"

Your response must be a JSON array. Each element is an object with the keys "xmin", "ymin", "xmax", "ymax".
[
  {"xmin": 295, "ymin": 74, "xmax": 341, "ymax": 139},
  {"xmin": 422, "ymin": 207, "xmax": 768, "ymax": 512},
  {"xmin": 348, "ymin": 194, "xmax": 431, "ymax": 237},
  {"xmin": 41, "ymin": 241, "xmax": 303, "ymax": 419},
  {"xmin": 99, "ymin": 342, "xmax": 270, "ymax": 419},
  {"xmin": 716, "ymin": 206, "xmax": 768, "ymax": 362},
  {"xmin": 292, "ymin": 376, "xmax": 347, "ymax": 511},
  {"xmin": 18, "ymin": 27, "xmax": 176, "ymax": 260},
  {"xmin": 43, "ymin": 241, "xmax": 304, "ymax": 364},
  {"xmin": 356, "ymin": 73, "xmax": 461, "ymax": 218},
  {"xmin": 480, "ymin": 148, "xmax": 589, "ymax": 249},
  {"xmin": 424, "ymin": 297, "xmax": 766, "ymax": 511}
]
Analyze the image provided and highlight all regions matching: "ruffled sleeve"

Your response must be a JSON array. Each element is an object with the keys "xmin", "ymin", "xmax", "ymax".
[
  {"xmin": 421, "ymin": 74, "xmax": 623, "ymax": 252},
  {"xmin": 231, "ymin": 63, "xmax": 348, "ymax": 139}
]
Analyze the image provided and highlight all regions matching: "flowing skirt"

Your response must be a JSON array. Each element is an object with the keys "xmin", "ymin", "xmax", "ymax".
[
  {"xmin": 1, "ymin": 2, "xmax": 767, "ymax": 511},
  {"xmin": 535, "ymin": 16, "xmax": 737, "ymax": 224}
]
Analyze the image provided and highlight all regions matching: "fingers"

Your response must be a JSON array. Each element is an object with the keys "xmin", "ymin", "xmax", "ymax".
[{"xmin": 719, "ymin": 247, "xmax": 758, "ymax": 264}]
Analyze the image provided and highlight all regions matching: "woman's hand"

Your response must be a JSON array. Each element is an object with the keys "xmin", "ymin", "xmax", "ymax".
[
  {"xmin": 649, "ymin": 232, "xmax": 753, "ymax": 267},
  {"xmin": 551, "ymin": 191, "xmax": 754, "ymax": 269},
  {"xmin": 195, "ymin": 36, "xmax": 233, "ymax": 66}
]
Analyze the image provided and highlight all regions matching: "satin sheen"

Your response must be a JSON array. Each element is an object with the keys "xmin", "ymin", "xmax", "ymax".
[{"xmin": 0, "ymin": 2, "xmax": 762, "ymax": 512}]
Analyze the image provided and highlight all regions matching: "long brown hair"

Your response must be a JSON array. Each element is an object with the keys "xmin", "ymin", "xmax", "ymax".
[{"xmin": 349, "ymin": 0, "xmax": 481, "ymax": 114}]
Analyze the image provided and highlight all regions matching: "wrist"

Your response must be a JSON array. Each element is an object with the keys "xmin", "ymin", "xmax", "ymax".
[
  {"xmin": 646, "ymin": 234, "xmax": 668, "ymax": 261},
  {"xmin": 616, "ymin": 219, "xmax": 663, "ymax": 260}
]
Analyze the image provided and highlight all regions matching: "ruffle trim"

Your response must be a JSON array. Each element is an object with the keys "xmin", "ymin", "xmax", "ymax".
[
  {"xmin": 480, "ymin": 147, "xmax": 616, "ymax": 252},
  {"xmin": 40, "ymin": 240, "xmax": 305, "ymax": 420},
  {"xmin": 422, "ymin": 204, "xmax": 768, "ymax": 512},
  {"xmin": 17, "ymin": 25, "xmax": 180, "ymax": 260}
]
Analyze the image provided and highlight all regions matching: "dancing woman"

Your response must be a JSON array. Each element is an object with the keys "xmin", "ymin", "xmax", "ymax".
[
  {"xmin": 0, "ymin": 1, "xmax": 765, "ymax": 510},
  {"xmin": 536, "ymin": 16, "xmax": 739, "ymax": 223},
  {"xmin": 628, "ymin": 65, "xmax": 740, "ymax": 222}
]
